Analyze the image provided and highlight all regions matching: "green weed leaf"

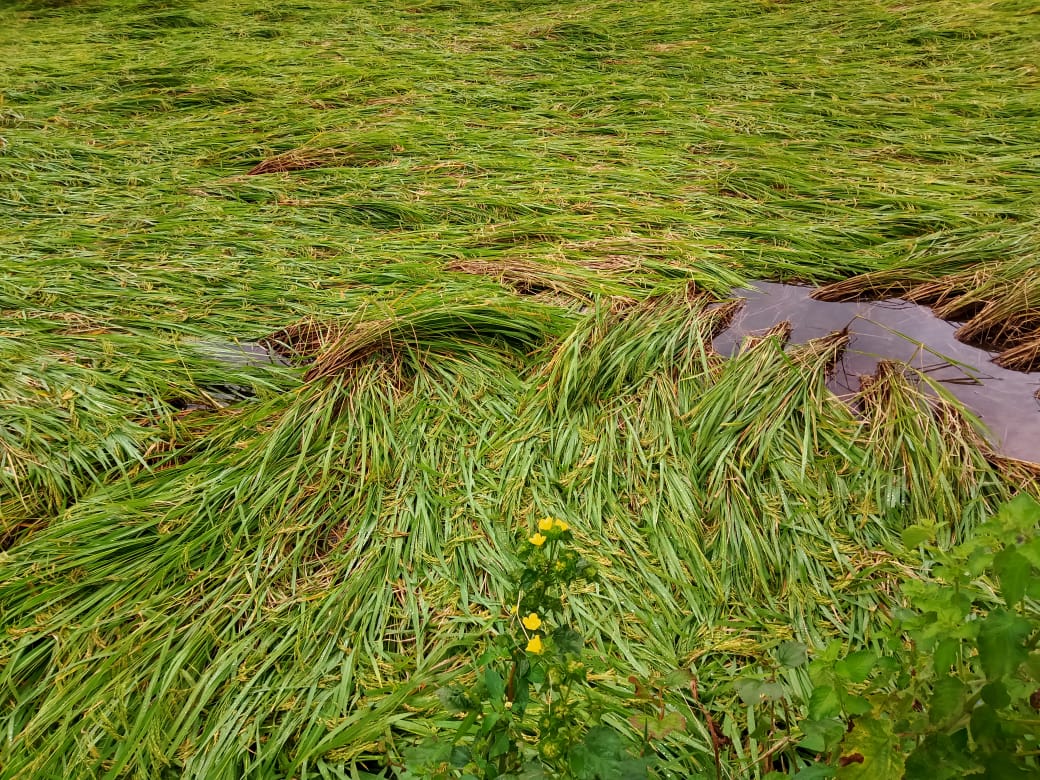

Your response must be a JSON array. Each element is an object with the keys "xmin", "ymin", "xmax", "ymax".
[
  {"xmin": 993, "ymin": 546, "xmax": 1031, "ymax": 607},
  {"xmin": 901, "ymin": 523, "xmax": 935, "ymax": 548},
  {"xmin": 929, "ymin": 676, "xmax": 967, "ymax": 724},
  {"xmin": 808, "ymin": 685, "xmax": 842, "ymax": 720},
  {"xmin": 485, "ymin": 668, "xmax": 506, "ymax": 704},
  {"xmin": 970, "ymin": 705, "xmax": 1002, "ymax": 747},
  {"xmin": 778, "ymin": 640, "xmax": 809, "ymax": 668},
  {"xmin": 904, "ymin": 731, "xmax": 975, "ymax": 779},
  {"xmin": 835, "ymin": 650, "xmax": 877, "ymax": 683},
  {"xmin": 933, "ymin": 638, "xmax": 960, "ymax": 675},
  {"xmin": 551, "ymin": 626, "xmax": 584, "ymax": 655},
  {"xmin": 837, "ymin": 717, "xmax": 906, "ymax": 780},
  {"xmin": 978, "ymin": 609, "xmax": 1031, "ymax": 680},
  {"xmin": 997, "ymin": 493, "xmax": 1040, "ymax": 531},
  {"xmin": 628, "ymin": 710, "xmax": 686, "ymax": 740},
  {"xmin": 980, "ymin": 681, "xmax": 1011, "ymax": 709},
  {"xmin": 569, "ymin": 726, "xmax": 649, "ymax": 780},
  {"xmin": 798, "ymin": 718, "xmax": 845, "ymax": 753},
  {"xmin": 793, "ymin": 766, "xmax": 836, "ymax": 779}
]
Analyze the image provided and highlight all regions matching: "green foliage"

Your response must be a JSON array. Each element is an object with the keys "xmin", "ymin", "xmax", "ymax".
[
  {"xmin": 727, "ymin": 494, "xmax": 1040, "ymax": 778},
  {"xmin": 402, "ymin": 518, "xmax": 648, "ymax": 779}
]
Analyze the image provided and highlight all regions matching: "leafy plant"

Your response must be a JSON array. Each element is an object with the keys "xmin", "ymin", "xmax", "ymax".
[
  {"xmin": 401, "ymin": 518, "xmax": 648, "ymax": 779},
  {"xmin": 731, "ymin": 494, "xmax": 1040, "ymax": 779}
]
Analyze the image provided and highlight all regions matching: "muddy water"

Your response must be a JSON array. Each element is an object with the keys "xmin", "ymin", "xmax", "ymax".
[{"xmin": 712, "ymin": 282, "xmax": 1040, "ymax": 463}]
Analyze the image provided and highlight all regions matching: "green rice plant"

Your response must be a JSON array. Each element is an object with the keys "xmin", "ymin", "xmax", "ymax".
[
  {"xmin": 854, "ymin": 361, "xmax": 1008, "ymax": 545},
  {"xmin": 1, "ymin": 0, "xmax": 1039, "ymax": 776}
]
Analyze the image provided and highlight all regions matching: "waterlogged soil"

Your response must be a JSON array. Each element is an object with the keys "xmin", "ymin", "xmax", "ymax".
[{"xmin": 713, "ymin": 282, "xmax": 1040, "ymax": 463}]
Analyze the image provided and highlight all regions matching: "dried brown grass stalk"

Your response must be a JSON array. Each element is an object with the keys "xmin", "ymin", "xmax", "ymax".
[
  {"xmin": 811, "ymin": 272, "xmax": 919, "ymax": 302},
  {"xmin": 791, "ymin": 328, "xmax": 849, "ymax": 373},
  {"xmin": 446, "ymin": 255, "xmax": 641, "ymax": 298},
  {"xmin": 445, "ymin": 258, "xmax": 572, "ymax": 295},
  {"xmin": 247, "ymin": 149, "xmax": 338, "ymax": 175},
  {"xmin": 700, "ymin": 298, "xmax": 744, "ymax": 339},
  {"xmin": 261, "ymin": 318, "xmax": 347, "ymax": 360},
  {"xmin": 246, "ymin": 144, "xmax": 391, "ymax": 175},
  {"xmin": 740, "ymin": 320, "xmax": 793, "ymax": 352},
  {"xmin": 983, "ymin": 451, "xmax": 1040, "ymax": 486},
  {"xmin": 261, "ymin": 316, "xmax": 408, "ymax": 383},
  {"xmin": 903, "ymin": 270, "xmax": 991, "ymax": 313},
  {"xmin": 994, "ymin": 335, "xmax": 1040, "ymax": 372},
  {"xmin": 304, "ymin": 319, "xmax": 397, "ymax": 381},
  {"xmin": 955, "ymin": 300, "xmax": 1040, "ymax": 351}
]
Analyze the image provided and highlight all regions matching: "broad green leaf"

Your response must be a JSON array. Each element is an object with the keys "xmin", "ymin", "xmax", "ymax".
[
  {"xmin": 735, "ymin": 679, "xmax": 785, "ymax": 704},
  {"xmin": 978, "ymin": 609, "xmax": 1031, "ymax": 681},
  {"xmin": 734, "ymin": 679, "xmax": 765, "ymax": 705},
  {"xmin": 993, "ymin": 546, "xmax": 1031, "ymax": 607},
  {"xmin": 514, "ymin": 761, "xmax": 550, "ymax": 779},
  {"xmin": 403, "ymin": 737, "xmax": 453, "ymax": 765},
  {"xmin": 836, "ymin": 717, "xmax": 906, "ymax": 780},
  {"xmin": 1019, "ymin": 537, "xmax": 1040, "ymax": 568},
  {"xmin": 905, "ymin": 732, "xmax": 977, "ymax": 779},
  {"xmin": 808, "ymin": 685, "xmax": 842, "ymax": 720},
  {"xmin": 841, "ymin": 694, "xmax": 872, "ymax": 716},
  {"xmin": 798, "ymin": 718, "xmax": 845, "ymax": 753},
  {"xmin": 933, "ymin": 638, "xmax": 960, "ymax": 675},
  {"xmin": 902, "ymin": 523, "xmax": 935, "ymax": 548},
  {"xmin": 484, "ymin": 668, "xmax": 505, "ymax": 704},
  {"xmin": 733, "ymin": 678, "xmax": 784, "ymax": 705},
  {"xmin": 794, "ymin": 766, "xmax": 836, "ymax": 779},
  {"xmin": 778, "ymin": 640, "xmax": 809, "ymax": 668},
  {"xmin": 569, "ymin": 726, "xmax": 649, "ymax": 780},
  {"xmin": 835, "ymin": 650, "xmax": 877, "ymax": 683},
  {"xmin": 997, "ymin": 493, "xmax": 1040, "ymax": 531},
  {"xmin": 662, "ymin": 668, "xmax": 696, "ymax": 688},
  {"xmin": 1024, "ymin": 653, "xmax": 1040, "ymax": 682},
  {"xmin": 980, "ymin": 681, "xmax": 1011, "ymax": 709},
  {"xmin": 929, "ymin": 676, "xmax": 967, "ymax": 724},
  {"xmin": 437, "ymin": 686, "xmax": 474, "ymax": 714},
  {"xmin": 875, "ymin": 655, "xmax": 901, "ymax": 680},
  {"xmin": 451, "ymin": 745, "xmax": 472, "ymax": 767},
  {"xmin": 820, "ymin": 641, "xmax": 844, "ymax": 663},
  {"xmin": 979, "ymin": 751, "xmax": 1033, "ymax": 779},
  {"xmin": 551, "ymin": 626, "xmax": 583, "ymax": 655},
  {"xmin": 757, "ymin": 681, "xmax": 787, "ymax": 702},
  {"xmin": 489, "ymin": 728, "xmax": 511, "ymax": 758},
  {"xmin": 970, "ymin": 705, "xmax": 1002, "ymax": 747}
]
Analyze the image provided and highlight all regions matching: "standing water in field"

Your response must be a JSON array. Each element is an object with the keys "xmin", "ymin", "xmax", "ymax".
[{"xmin": 713, "ymin": 282, "xmax": 1040, "ymax": 463}]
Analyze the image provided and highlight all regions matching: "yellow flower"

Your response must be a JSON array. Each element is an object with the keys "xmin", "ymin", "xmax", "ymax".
[
  {"xmin": 526, "ymin": 634, "xmax": 544, "ymax": 654},
  {"xmin": 538, "ymin": 517, "xmax": 555, "ymax": 532},
  {"xmin": 554, "ymin": 519, "xmax": 570, "ymax": 532},
  {"xmin": 522, "ymin": 612, "xmax": 542, "ymax": 631},
  {"xmin": 529, "ymin": 533, "xmax": 546, "ymax": 546}
]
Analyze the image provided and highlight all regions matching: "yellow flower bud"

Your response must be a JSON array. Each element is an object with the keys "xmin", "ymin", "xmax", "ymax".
[
  {"xmin": 529, "ymin": 533, "xmax": 547, "ymax": 546},
  {"xmin": 554, "ymin": 519, "xmax": 570, "ymax": 532},
  {"xmin": 538, "ymin": 517, "xmax": 555, "ymax": 531},
  {"xmin": 526, "ymin": 634, "xmax": 544, "ymax": 654},
  {"xmin": 522, "ymin": 612, "xmax": 542, "ymax": 631}
]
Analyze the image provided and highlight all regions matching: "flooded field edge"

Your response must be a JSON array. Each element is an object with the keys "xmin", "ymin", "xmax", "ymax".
[{"xmin": 713, "ymin": 282, "xmax": 1040, "ymax": 463}]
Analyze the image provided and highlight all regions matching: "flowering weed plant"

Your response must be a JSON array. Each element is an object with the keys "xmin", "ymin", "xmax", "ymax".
[{"xmin": 401, "ymin": 518, "xmax": 648, "ymax": 779}]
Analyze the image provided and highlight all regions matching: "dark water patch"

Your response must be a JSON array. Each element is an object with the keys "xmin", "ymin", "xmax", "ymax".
[
  {"xmin": 191, "ymin": 340, "xmax": 288, "ymax": 368},
  {"xmin": 713, "ymin": 282, "xmax": 1040, "ymax": 463},
  {"xmin": 176, "ymin": 340, "xmax": 288, "ymax": 407}
]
